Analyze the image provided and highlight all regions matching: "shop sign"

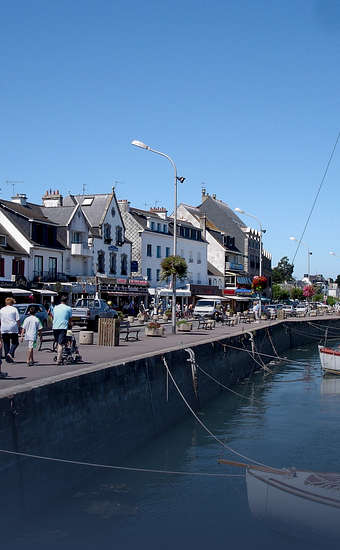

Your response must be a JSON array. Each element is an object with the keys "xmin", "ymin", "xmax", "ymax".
[
  {"xmin": 223, "ymin": 289, "xmax": 235, "ymax": 295},
  {"xmin": 229, "ymin": 262, "xmax": 243, "ymax": 271},
  {"xmin": 108, "ymin": 245, "xmax": 118, "ymax": 251},
  {"xmin": 235, "ymin": 288, "xmax": 253, "ymax": 296},
  {"xmin": 116, "ymin": 278, "xmax": 128, "ymax": 284},
  {"xmin": 129, "ymin": 279, "xmax": 148, "ymax": 286}
]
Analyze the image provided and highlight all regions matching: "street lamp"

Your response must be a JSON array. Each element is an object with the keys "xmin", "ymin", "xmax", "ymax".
[
  {"xmin": 289, "ymin": 236, "xmax": 312, "ymax": 282},
  {"xmin": 131, "ymin": 139, "xmax": 182, "ymax": 334},
  {"xmin": 235, "ymin": 208, "xmax": 264, "ymax": 318}
]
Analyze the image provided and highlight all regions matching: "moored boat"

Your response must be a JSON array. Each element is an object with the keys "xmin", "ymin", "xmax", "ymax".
[{"xmin": 318, "ymin": 345, "xmax": 340, "ymax": 375}]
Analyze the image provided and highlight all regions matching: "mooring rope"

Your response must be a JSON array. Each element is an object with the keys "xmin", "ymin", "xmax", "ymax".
[
  {"xmin": 161, "ymin": 355, "xmax": 271, "ymax": 468},
  {"xmin": 283, "ymin": 325, "xmax": 340, "ymax": 342},
  {"xmin": 220, "ymin": 343, "xmax": 314, "ymax": 368},
  {"xmin": 266, "ymin": 328, "xmax": 280, "ymax": 359},
  {"xmin": 0, "ymin": 449, "xmax": 243, "ymax": 478},
  {"xmin": 196, "ymin": 364, "xmax": 262, "ymax": 405},
  {"xmin": 308, "ymin": 322, "xmax": 340, "ymax": 334}
]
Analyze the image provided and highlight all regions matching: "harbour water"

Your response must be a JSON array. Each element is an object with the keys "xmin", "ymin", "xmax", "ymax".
[{"xmin": 2, "ymin": 341, "xmax": 340, "ymax": 550}]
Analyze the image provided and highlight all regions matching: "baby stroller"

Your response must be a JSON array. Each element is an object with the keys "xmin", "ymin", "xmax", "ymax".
[{"xmin": 54, "ymin": 330, "xmax": 82, "ymax": 365}]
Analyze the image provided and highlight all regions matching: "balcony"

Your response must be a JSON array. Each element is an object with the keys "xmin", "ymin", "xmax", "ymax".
[
  {"xmin": 225, "ymin": 261, "xmax": 243, "ymax": 272},
  {"xmin": 32, "ymin": 271, "xmax": 71, "ymax": 283},
  {"xmin": 71, "ymin": 243, "xmax": 92, "ymax": 256}
]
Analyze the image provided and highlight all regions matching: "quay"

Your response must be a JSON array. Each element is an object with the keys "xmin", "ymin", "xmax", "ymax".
[{"xmin": 0, "ymin": 313, "xmax": 339, "ymax": 520}]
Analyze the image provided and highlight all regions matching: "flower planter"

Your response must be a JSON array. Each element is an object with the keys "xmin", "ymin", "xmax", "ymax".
[
  {"xmin": 177, "ymin": 323, "xmax": 193, "ymax": 332},
  {"xmin": 145, "ymin": 326, "xmax": 165, "ymax": 337}
]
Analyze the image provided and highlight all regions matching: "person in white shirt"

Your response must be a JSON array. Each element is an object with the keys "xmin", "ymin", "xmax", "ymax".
[
  {"xmin": 0, "ymin": 297, "xmax": 20, "ymax": 362},
  {"xmin": 20, "ymin": 306, "xmax": 42, "ymax": 366}
]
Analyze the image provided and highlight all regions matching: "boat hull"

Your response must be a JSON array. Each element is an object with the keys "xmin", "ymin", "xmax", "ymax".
[{"xmin": 318, "ymin": 345, "xmax": 340, "ymax": 375}]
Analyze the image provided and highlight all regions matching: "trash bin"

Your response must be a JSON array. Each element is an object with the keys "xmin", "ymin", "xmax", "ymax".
[{"xmin": 98, "ymin": 318, "xmax": 120, "ymax": 346}]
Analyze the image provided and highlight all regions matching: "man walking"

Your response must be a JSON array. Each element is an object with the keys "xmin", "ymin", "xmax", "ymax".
[
  {"xmin": 0, "ymin": 297, "xmax": 20, "ymax": 362},
  {"xmin": 52, "ymin": 295, "xmax": 72, "ymax": 365}
]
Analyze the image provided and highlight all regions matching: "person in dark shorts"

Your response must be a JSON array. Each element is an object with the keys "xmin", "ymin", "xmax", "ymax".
[{"xmin": 52, "ymin": 296, "xmax": 72, "ymax": 365}]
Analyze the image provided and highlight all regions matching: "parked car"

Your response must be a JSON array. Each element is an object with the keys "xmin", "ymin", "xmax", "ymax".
[
  {"xmin": 282, "ymin": 304, "xmax": 295, "ymax": 316},
  {"xmin": 14, "ymin": 303, "xmax": 48, "ymax": 327},
  {"xmin": 193, "ymin": 298, "xmax": 222, "ymax": 319},
  {"xmin": 295, "ymin": 303, "xmax": 308, "ymax": 315},
  {"xmin": 71, "ymin": 298, "xmax": 118, "ymax": 330}
]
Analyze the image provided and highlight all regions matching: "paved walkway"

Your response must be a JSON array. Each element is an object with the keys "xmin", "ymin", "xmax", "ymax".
[{"xmin": 0, "ymin": 314, "xmax": 337, "ymax": 397}]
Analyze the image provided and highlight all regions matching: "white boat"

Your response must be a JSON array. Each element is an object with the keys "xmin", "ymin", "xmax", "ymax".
[
  {"xmin": 219, "ymin": 459, "xmax": 340, "ymax": 541},
  {"xmin": 318, "ymin": 345, "xmax": 340, "ymax": 375}
]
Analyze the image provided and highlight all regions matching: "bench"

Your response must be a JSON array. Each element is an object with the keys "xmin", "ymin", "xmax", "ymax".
[
  {"xmin": 197, "ymin": 317, "xmax": 215, "ymax": 330},
  {"xmin": 119, "ymin": 321, "xmax": 141, "ymax": 342},
  {"xmin": 38, "ymin": 329, "xmax": 57, "ymax": 352}
]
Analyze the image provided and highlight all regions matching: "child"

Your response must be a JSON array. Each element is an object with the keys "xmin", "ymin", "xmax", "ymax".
[{"xmin": 20, "ymin": 306, "xmax": 42, "ymax": 366}]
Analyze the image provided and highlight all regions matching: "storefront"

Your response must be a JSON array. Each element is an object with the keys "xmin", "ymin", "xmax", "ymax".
[
  {"xmin": 189, "ymin": 284, "xmax": 222, "ymax": 305},
  {"xmin": 96, "ymin": 277, "xmax": 149, "ymax": 313}
]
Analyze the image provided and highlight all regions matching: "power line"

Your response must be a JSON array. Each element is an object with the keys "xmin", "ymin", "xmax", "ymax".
[{"xmin": 291, "ymin": 131, "xmax": 340, "ymax": 266}]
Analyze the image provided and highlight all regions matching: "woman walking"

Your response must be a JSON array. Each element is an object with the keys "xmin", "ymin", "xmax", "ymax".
[{"xmin": 0, "ymin": 297, "xmax": 20, "ymax": 362}]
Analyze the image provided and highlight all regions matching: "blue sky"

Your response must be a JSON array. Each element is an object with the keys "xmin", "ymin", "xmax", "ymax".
[{"xmin": 1, "ymin": 0, "xmax": 340, "ymax": 279}]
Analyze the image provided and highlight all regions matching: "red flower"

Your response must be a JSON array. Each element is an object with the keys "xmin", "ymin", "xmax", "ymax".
[{"xmin": 252, "ymin": 276, "xmax": 268, "ymax": 291}]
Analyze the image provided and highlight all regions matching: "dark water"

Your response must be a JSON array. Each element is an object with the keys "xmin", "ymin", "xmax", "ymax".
[{"xmin": 3, "ymin": 342, "xmax": 340, "ymax": 549}]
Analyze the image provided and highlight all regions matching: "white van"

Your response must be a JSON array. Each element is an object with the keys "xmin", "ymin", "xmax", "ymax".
[{"xmin": 193, "ymin": 298, "xmax": 222, "ymax": 319}]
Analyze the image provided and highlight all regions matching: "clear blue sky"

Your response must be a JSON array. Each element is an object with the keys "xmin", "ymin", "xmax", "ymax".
[{"xmin": 1, "ymin": 0, "xmax": 340, "ymax": 279}]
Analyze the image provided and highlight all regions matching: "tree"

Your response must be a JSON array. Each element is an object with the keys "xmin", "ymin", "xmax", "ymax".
[
  {"xmin": 272, "ymin": 283, "xmax": 290, "ymax": 301},
  {"xmin": 160, "ymin": 256, "xmax": 188, "ymax": 281},
  {"xmin": 312, "ymin": 293, "xmax": 323, "ymax": 302},
  {"xmin": 327, "ymin": 296, "xmax": 336, "ymax": 306},
  {"xmin": 336, "ymin": 275, "xmax": 340, "ymax": 286},
  {"xmin": 290, "ymin": 287, "xmax": 303, "ymax": 300},
  {"xmin": 303, "ymin": 285, "xmax": 315, "ymax": 298},
  {"xmin": 272, "ymin": 256, "xmax": 294, "ymax": 283}
]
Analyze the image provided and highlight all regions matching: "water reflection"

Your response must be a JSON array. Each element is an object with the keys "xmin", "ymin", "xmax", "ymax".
[{"xmin": 321, "ymin": 376, "xmax": 340, "ymax": 395}]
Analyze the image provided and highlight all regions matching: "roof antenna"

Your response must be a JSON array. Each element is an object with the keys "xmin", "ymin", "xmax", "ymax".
[
  {"xmin": 82, "ymin": 183, "xmax": 86, "ymax": 195},
  {"xmin": 5, "ymin": 180, "xmax": 24, "ymax": 196}
]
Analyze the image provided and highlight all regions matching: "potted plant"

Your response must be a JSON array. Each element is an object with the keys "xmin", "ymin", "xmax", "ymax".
[
  {"xmin": 163, "ymin": 309, "xmax": 172, "ymax": 321},
  {"xmin": 145, "ymin": 321, "xmax": 165, "ymax": 337},
  {"xmin": 176, "ymin": 319, "xmax": 193, "ymax": 332}
]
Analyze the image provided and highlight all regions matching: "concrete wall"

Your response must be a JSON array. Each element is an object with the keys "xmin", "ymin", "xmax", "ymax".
[{"xmin": 0, "ymin": 318, "xmax": 338, "ymax": 519}]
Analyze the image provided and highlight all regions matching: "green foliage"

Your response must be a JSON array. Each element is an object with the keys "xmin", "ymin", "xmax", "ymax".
[
  {"xmin": 160, "ymin": 256, "xmax": 188, "ymax": 281},
  {"xmin": 272, "ymin": 256, "xmax": 294, "ymax": 283},
  {"xmin": 290, "ymin": 287, "xmax": 303, "ymax": 300},
  {"xmin": 327, "ymin": 296, "xmax": 336, "ymax": 306},
  {"xmin": 272, "ymin": 283, "xmax": 290, "ymax": 301},
  {"xmin": 336, "ymin": 275, "xmax": 340, "ymax": 285},
  {"xmin": 312, "ymin": 293, "xmax": 323, "ymax": 302}
]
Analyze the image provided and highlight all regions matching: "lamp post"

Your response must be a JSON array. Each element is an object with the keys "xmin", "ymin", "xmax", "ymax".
[
  {"xmin": 131, "ymin": 140, "xmax": 181, "ymax": 334},
  {"xmin": 289, "ymin": 237, "xmax": 312, "ymax": 283},
  {"xmin": 235, "ymin": 208, "xmax": 264, "ymax": 318}
]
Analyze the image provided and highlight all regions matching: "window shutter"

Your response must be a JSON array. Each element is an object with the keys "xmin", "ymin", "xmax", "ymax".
[
  {"xmin": 19, "ymin": 260, "xmax": 24, "ymax": 276},
  {"xmin": 0, "ymin": 258, "xmax": 4, "ymax": 277},
  {"xmin": 12, "ymin": 259, "xmax": 16, "ymax": 275}
]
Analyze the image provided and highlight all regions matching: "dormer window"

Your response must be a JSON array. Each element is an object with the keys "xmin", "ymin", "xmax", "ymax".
[
  {"xmin": 150, "ymin": 221, "xmax": 155, "ymax": 231},
  {"xmin": 163, "ymin": 224, "xmax": 167, "ymax": 233},
  {"xmin": 0, "ymin": 235, "xmax": 7, "ymax": 247},
  {"xmin": 104, "ymin": 223, "xmax": 112, "ymax": 244},
  {"xmin": 82, "ymin": 197, "xmax": 94, "ymax": 206},
  {"xmin": 116, "ymin": 225, "xmax": 123, "ymax": 246}
]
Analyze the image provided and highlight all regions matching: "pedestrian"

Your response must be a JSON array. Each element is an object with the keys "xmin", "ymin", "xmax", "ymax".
[
  {"xmin": 253, "ymin": 301, "xmax": 260, "ymax": 321},
  {"xmin": 52, "ymin": 295, "xmax": 73, "ymax": 365},
  {"xmin": 0, "ymin": 297, "xmax": 20, "ymax": 363},
  {"xmin": 0, "ymin": 336, "xmax": 7, "ymax": 378},
  {"xmin": 20, "ymin": 306, "xmax": 43, "ymax": 366}
]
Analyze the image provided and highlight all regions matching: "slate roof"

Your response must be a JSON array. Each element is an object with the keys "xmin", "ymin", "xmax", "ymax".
[
  {"xmin": 0, "ymin": 199, "xmax": 56, "ymax": 223},
  {"xmin": 208, "ymin": 229, "xmax": 242, "ymax": 253},
  {"xmin": 198, "ymin": 195, "xmax": 246, "ymax": 236},
  {"xmin": 41, "ymin": 205, "xmax": 76, "ymax": 226},
  {"xmin": 129, "ymin": 207, "xmax": 207, "ymax": 242},
  {"xmin": 207, "ymin": 262, "xmax": 224, "ymax": 278},
  {"xmin": 74, "ymin": 194, "xmax": 111, "ymax": 227},
  {"xmin": 0, "ymin": 224, "xmax": 28, "ymax": 256}
]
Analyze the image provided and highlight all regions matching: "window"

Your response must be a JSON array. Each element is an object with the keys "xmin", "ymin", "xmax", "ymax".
[
  {"xmin": 0, "ymin": 257, "xmax": 4, "ymax": 277},
  {"xmin": 163, "ymin": 224, "xmax": 167, "ymax": 233},
  {"xmin": 72, "ymin": 231, "xmax": 83, "ymax": 244},
  {"xmin": 109, "ymin": 252, "xmax": 117, "ymax": 274},
  {"xmin": 156, "ymin": 269, "xmax": 160, "ymax": 281},
  {"xmin": 209, "ymin": 278, "xmax": 212, "ymax": 286},
  {"xmin": 156, "ymin": 245, "xmax": 161, "ymax": 258},
  {"xmin": 48, "ymin": 257, "xmax": 57, "ymax": 278},
  {"xmin": 157, "ymin": 223, "xmax": 161, "ymax": 232},
  {"xmin": 82, "ymin": 197, "xmax": 94, "ymax": 206},
  {"xmin": 0, "ymin": 235, "xmax": 6, "ymax": 247},
  {"xmin": 111, "ymin": 207, "xmax": 116, "ymax": 217},
  {"xmin": 189, "ymin": 251, "xmax": 193, "ymax": 263},
  {"xmin": 104, "ymin": 223, "xmax": 111, "ymax": 243},
  {"xmin": 121, "ymin": 254, "xmax": 128, "ymax": 276},
  {"xmin": 97, "ymin": 250, "xmax": 105, "ymax": 273},
  {"xmin": 166, "ymin": 247, "xmax": 170, "ymax": 257},
  {"xmin": 147, "ymin": 268, "xmax": 152, "ymax": 281},
  {"xmin": 147, "ymin": 244, "xmax": 152, "ymax": 257},
  {"xmin": 115, "ymin": 226, "xmax": 123, "ymax": 246},
  {"xmin": 12, "ymin": 258, "xmax": 24, "ymax": 276},
  {"xmin": 197, "ymin": 252, "xmax": 201, "ymax": 264},
  {"xmin": 150, "ymin": 221, "xmax": 155, "ymax": 231},
  {"xmin": 34, "ymin": 255, "xmax": 43, "ymax": 277}
]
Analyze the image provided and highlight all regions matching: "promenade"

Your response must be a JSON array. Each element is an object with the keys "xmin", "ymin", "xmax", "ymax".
[{"xmin": 0, "ymin": 314, "xmax": 337, "ymax": 398}]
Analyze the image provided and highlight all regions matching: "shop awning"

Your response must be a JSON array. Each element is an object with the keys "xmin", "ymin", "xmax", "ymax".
[
  {"xmin": 237, "ymin": 276, "xmax": 252, "ymax": 285},
  {"xmin": 0, "ymin": 287, "xmax": 31, "ymax": 295},
  {"xmin": 30, "ymin": 289, "xmax": 58, "ymax": 296},
  {"xmin": 224, "ymin": 295, "xmax": 254, "ymax": 302},
  {"xmin": 158, "ymin": 288, "xmax": 191, "ymax": 297}
]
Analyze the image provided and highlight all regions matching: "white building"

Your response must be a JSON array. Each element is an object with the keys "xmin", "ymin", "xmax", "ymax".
[
  {"xmin": 42, "ymin": 189, "xmax": 131, "ymax": 280},
  {"xmin": 118, "ymin": 202, "xmax": 208, "ymax": 292}
]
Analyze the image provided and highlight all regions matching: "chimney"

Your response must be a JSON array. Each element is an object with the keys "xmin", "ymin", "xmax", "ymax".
[
  {"xmin": 117, "ymin": 199, "xmax": 130, "ymax": 213},
  {"xmin": 150, "ymin": 206, "xmax": 167, "ymax": 220},
  {"xmin": 11, "ymin": 193, "xmax": 27, "ymax": 206},
  {"xmin": 199, "ymin": 214, "xmax": 207, "ymax": 239},
  {"xmin": 212, "ymin": 193, "xmax": 216, "ymax": 200},
  {"xmin": 42, "ymin": 189, "xmax": 63, "ymax": 207},
  {"xmin": 201, "ymin": 187, "xmax": 207, "ymax": 202}
]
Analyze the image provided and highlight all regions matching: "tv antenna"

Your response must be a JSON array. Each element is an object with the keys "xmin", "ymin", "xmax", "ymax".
[{"xmin": 5, "ymin": 180, "xmax": 24, "ymax": 196}]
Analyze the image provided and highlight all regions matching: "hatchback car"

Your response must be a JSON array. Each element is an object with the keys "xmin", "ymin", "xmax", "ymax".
[{"xmin": 14, "ymin": 303, "xmax": 48, "ymax": 327}]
